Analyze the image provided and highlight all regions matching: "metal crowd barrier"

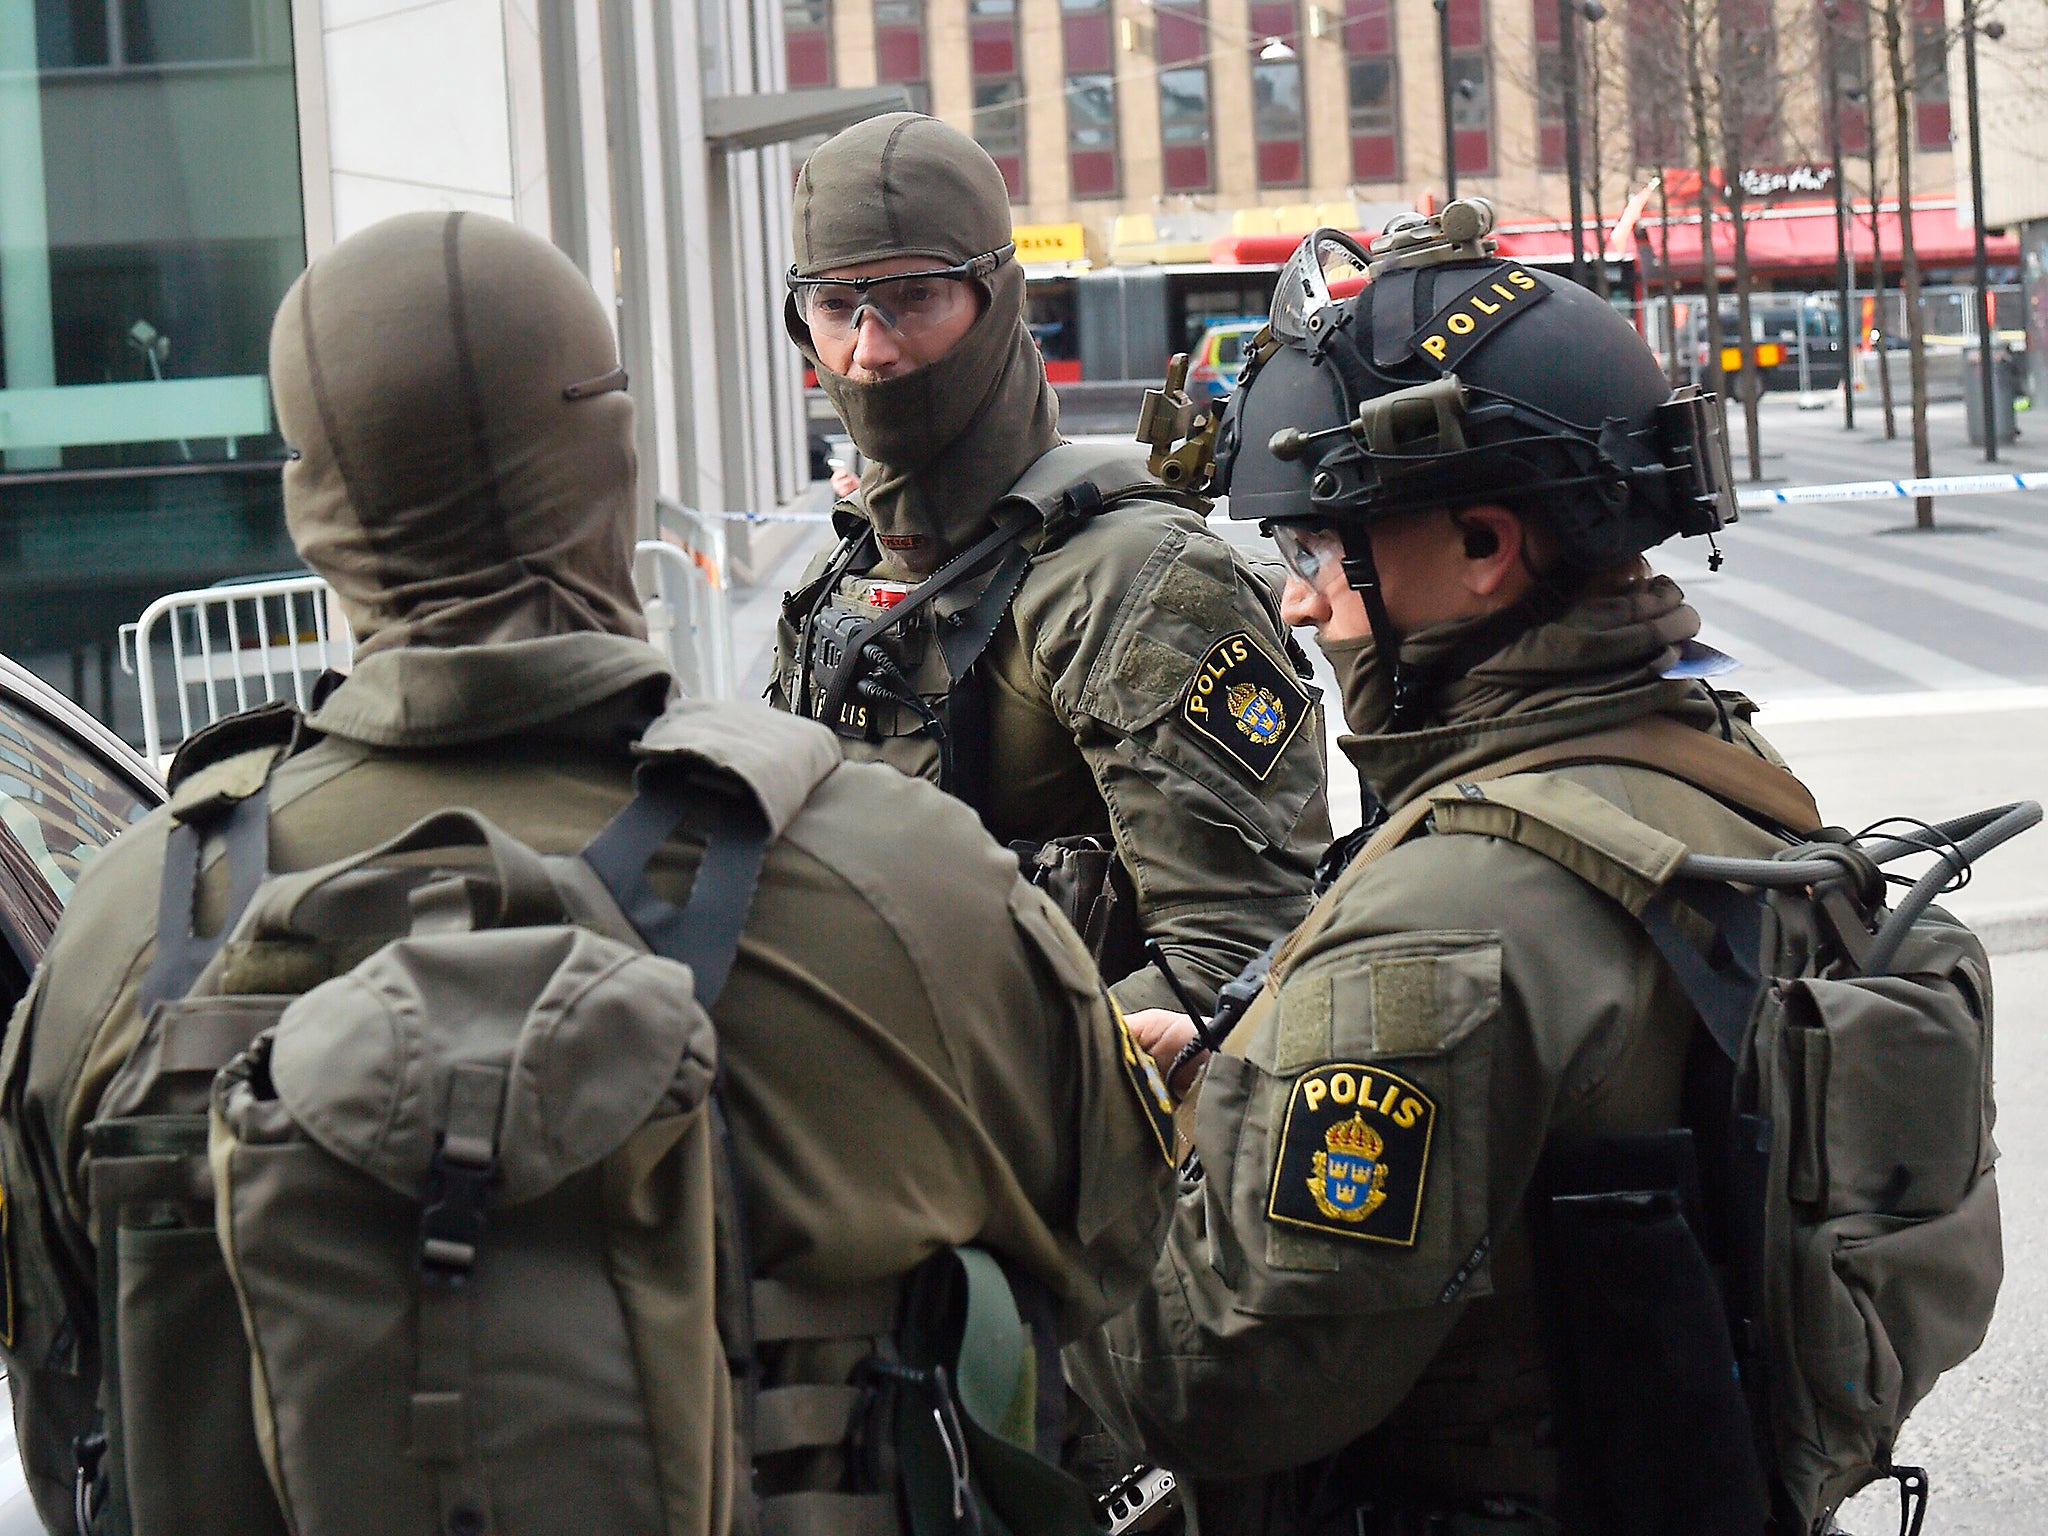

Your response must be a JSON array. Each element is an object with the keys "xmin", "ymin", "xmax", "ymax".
[
  {"xmin": 639, "ymin": 499, "xmax": 738, "ymax": 704},
  {"xmin": 120, "ymin": 574, "xmax": 353, "ymax": 762},
  {"xmin": 123, "ymin": 501, "xmax": 747, "ymax": 762}
]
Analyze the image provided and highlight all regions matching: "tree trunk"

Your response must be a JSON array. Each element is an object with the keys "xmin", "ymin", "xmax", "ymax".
[
  {"xmin": 1879, "ymin": 0, "xmax": 1934, "ymax": 526},
  {"xmin": 1729, "ymin": 184, "xmax": 1764, "ymax": 480},
  {"xmin": 1586, "ymin": 28, "xmax": 1612, "ymax": 300},
  {"xmin": 1658, "ymin": 172, "xmax": 1680, "ymax": 386},
  {"xmin": 1683, "ymin": 0, "xmax": 1726, "ymax": 409},
  {"xmin": 1868, "ymin": 146, "xmax": 1897, "ymax": 438}
]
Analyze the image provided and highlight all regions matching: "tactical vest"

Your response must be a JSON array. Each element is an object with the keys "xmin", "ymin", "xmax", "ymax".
[{"xmin": 781, "ymin": 443, "xmax": 1205, "ymax": 812}]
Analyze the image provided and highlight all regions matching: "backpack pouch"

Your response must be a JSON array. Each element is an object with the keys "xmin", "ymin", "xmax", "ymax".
[
  {"xmin": 1762, "ymin": 910, "xmax": 2000, "ymax": 1519},
  {"xmin": 211, "ymin": 923, "xmax": 725, "ymax": 1536},
  {"xmin": 86, "ymin": 988, "xmax": 298, "ymax": 1536}
]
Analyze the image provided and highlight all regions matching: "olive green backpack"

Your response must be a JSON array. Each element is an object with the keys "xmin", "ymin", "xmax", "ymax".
[
  {"xmin": 76, "ymin": 701, "xmax": 1101, "ymax": 1536},
  {"xmin": 1353, "ymin": 716, "xmax": 2033, "ymax": 1536}
]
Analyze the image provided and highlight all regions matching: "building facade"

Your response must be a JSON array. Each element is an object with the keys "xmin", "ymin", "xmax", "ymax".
[
  {"xmin": 0, "ymin": 0, "xmax": 880, "ymax": 726},
  {"xmin": 782, "ymin": 0, "xmax": 1959, "ymax": 263}
]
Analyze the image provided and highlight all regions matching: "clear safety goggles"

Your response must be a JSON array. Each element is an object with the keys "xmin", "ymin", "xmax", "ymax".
[
  {"xmin": 788, "ymin": 244, "xmax": 1013, "ymax": 342},
  {"xmin": 1268, "ymin": 229, "xmax": 1374, "ymax": 345},
  {"xmin": 1267, "ymin": 522, "xmax": 1346, "ymax": 583}
]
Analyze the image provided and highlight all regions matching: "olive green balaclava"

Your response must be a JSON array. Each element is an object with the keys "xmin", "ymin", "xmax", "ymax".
[
  {"xmin": 270, "ymin": 211, "xmax": 646, "ymax": 655},
  {"xmin": 788, "ymin": 113, "xmax": 1059, "ymax": 574}
]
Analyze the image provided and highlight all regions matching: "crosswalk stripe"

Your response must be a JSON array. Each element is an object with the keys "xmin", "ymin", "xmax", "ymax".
[
  {"xmin": 1676, "ymin": 570, "xmax": 2006, "ymax": 690},
  {"xmin": 1727, "ymin": 520, "xmax": 2048, "ymax": 635}
]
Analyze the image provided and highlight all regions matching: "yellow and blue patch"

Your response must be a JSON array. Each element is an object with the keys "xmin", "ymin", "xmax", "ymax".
[
  {"xmin": 1111, "ymin": 997, "xmax": 1179, "ymax": 1165},
  {"xmin": 1267, "ymin": 1062, "xmax": 1436, "ymax": 1245},
  {"xmin": 1179, "ymin": 632, "xmax": 1310, "ymax": 782}
]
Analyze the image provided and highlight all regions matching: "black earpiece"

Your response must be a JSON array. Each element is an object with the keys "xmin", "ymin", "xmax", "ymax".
[{"xmin": 1462, "ymin": 526, "xmax": 1500, "ymax": 560}]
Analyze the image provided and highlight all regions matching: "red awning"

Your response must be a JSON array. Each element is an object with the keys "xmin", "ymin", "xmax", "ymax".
[{"xmin": 1209, "ymin": 198, "xmax": 2017, "ymax": 278}]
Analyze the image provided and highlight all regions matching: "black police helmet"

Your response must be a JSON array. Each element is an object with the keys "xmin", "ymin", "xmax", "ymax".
[{"xmin": 1216, "ymin": 223, "xmax": 1734, "ymax": 571}]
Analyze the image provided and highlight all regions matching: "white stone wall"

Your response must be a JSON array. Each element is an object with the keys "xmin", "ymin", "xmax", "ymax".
[{"xmin": 293, "ymin": 0, "xmax": 811, "ymax": 541}]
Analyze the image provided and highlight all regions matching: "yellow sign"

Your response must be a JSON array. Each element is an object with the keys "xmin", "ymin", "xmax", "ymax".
[{"xmin": 1012, "ymin": 222, "xmax": 1088, "ymax": 266}]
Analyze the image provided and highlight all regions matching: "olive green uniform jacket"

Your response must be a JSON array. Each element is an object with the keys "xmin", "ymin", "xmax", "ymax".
[
  {"xmin": 1072, "ymin": 582, "xmax": 1814, "ymax": 1531},
  {"xmin": 1, "ymin": 634, "xmax": 1176, "ymax": 1533},
  {"xmin": 771, "ymin": 449, "xmax": 1331, "ymax": 1016}
]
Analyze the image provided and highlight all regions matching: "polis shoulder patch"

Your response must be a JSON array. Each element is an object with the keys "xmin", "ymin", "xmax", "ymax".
[
  {"xmin": 1179, "ymin": 632, "xmax": 1311, "ymax": 782},
  {"xmin": 1113, "ymin": 998, "xmax": 1179, "ymax": 1165},
  {"xmin": 1411, "ymin": 265, "xmax": 1550, "ymax": 373},
  {"xmin": 1266, "ymin": 1062, "xmax": 1436, "ymax": 1245}
]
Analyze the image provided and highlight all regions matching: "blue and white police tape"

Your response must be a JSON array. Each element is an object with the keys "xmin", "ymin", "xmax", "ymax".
[
  {"xmin": 1737, "ymin": 470, "xmax": 2048, "ymax": 510},
  {"xmin": 716, "ymin": 469, "xmax": 2048, "ymax": 522}
]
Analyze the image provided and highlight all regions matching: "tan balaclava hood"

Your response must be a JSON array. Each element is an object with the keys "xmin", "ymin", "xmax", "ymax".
[
  {"xmin": 788, "ymin": 113, "xmax": 1059, "ymax": 574},
  {"xmin": 271, "ymin": 211, "xmax": 645, "ymax": 655}
]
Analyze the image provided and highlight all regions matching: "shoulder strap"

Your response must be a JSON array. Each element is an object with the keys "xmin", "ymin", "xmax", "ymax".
[
  {"xmin": 138, "ymin": 706, "xmax": 307, "ymax": 1012},
  {"xmin": 1344, "ymin": 714, "xmax": 1819, "ymax": 880}
]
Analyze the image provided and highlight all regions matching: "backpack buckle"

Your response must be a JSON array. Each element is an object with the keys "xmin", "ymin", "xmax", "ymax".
[{"xmin": 418, "ymin": 1146, "xmax": 497, "ymax": 1287}]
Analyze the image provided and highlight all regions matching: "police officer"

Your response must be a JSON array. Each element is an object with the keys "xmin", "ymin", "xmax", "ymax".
[
  {"xmin": 773, "ymin": 114, "xmax": 1329, "ymax": 1019},
  {"xmin": 0, "ymin": 213, "xmax": 1174, "ymax": 1534},
  {"xmin": 1070, "ymin": 204, "xmax": 1826, "ymax": 1533}
]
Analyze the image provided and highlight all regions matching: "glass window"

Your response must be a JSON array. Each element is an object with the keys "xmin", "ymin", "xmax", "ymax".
[
  {"xmin": 1159, "ymin": 65, "xmax": 1211, "ymax": 192},
  {"xmin": 1348, "ymin": 56, "xmax": 1394, "ymax": 134},
  {"xmin": 1066, "ymin": 72, "xmax": 1117, "ymax": 196},
  {"xmin": 1911, "ymin": 0, "xmax": 1948, "ymax": 148},
  {"xmin": 1253, "ymin": 58, "xmax": 1304, "ymax": 186},
  {"xmin": 974, "ymin": 78, "xmax": 1024, "ymax": 199},
  {"xmin": 1448, "ymin": 52, "xmax": 1489, "ymax": 173},
  {"xmin": 0, "ymin": 689, "xmax": 153, "ymax": 965},
  {"xmin": 0, "ymin": 0, "xmax": 307, "ymax": 669},
  {"xmin": 784, "ymin": 0, "xmax": 831, "ymax": 88},
  {"xmin": 1155, "ymin": 0, "xmax": 1202, "ymax": 64},
  {"xmin": 873, "ymin": 0, "xmax": 919, "ymax": 21}
]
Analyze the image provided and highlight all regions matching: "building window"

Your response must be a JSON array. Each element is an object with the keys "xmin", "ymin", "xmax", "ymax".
[
  {"xmin": 1911, "ymin": 0, "xmax": 1949, "ymax": 149},
  {"xmin": 1824, "ymin": 1, "xmax": 1872, "ymax": 155},
  {"xmin": 784, "ymin": 0, "xmax": 832, "ymax": 88},
  {"xmin": 1063, "ymin": 0, "xmax": 1117, "ymax": 197},
  {"xmin": 1532, "ymin": 0, "xmax": 1563, "ymax": 171},
  {"xmin": 1626, "ymin": 0, "xmax": 1684, "ymax": 167},
  {"xmin": 1066, "ymin": 73, "xmax": 1118, "ymax": 196},
  {"xmin": 1159, "ymin": 65, "xmax": 1212, "ymax": 192},
  {"xmin": 974, "ymin": 78, "xmax": 1026, "ymax": 198},
  {"xmin": 1249, "ymin": 0, "xmax": 1304, "ymax": 186},
  {"xmin": 1718, "ymin": 0, "xmax": 1776, "ymax": 165},
  {"xmin": 1156, "ymin": 1, "xmax": 1210, "ymax": 192},
  {"xmin": 1253, "ymin": 60, "xmax": 1306, "ymax": 186},
  {"xmin": 970, "ymin": 0, "xmax": 1016, "ymax": 76},
  {"xmin": 1343, "ymin": 0, "xmax": 1398, "ymax": 182},
  {"xmin": 874, "ymin": 0, "xmax": 925, "ymax": 103},
  {"xmin": 1444, "ymin": 0, "xmax": 1489, "ymax": 176},
  {"xmin": 0, "ymin": 0, "xmax": 307, "ymax": 659}
]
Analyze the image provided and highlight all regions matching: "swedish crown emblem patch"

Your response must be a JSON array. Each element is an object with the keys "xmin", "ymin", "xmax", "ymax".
[
  {"xmin": 1111, "ymin": 998, "xmax": 1179, "ymax": 1165},
  {"xmin": 1267, "ymin": 1063, "xmax": 1436, "ymax": 1245},
  {"xmin": 1180, "ymin": 632, "xmax": 1310, "ymax": 781}
]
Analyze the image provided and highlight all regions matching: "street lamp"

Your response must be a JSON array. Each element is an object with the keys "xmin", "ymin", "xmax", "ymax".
[
  {"xmin": 1962, "ymin": 4, "xmax": 2005, "ymax": 461},
  {"xmin": 1558, "ymin": 0, "xmax": 1605, "ymax": 288},
  {"xmin": 1821, "ymin": 0, "xmax": 1854, "ymax": 429},
  {"xmin": 1434, "ymin": 0, "xmax": 1457, "ymax": 199}
]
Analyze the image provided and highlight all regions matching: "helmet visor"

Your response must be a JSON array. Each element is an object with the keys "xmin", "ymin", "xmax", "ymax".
[{"xmin": 1269, "ymin": 229, "xmax": 1373, "ymax": 345}]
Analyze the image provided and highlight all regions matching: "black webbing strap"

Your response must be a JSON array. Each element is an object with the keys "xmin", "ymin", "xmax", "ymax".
[
  {"xmin": 136, "ymin": 785, "xmax": 271, "ymax": 1015},
  {"xmin": 1636, "ymin": 877, "xmax": 1768, "ymax": 1064},
  {"xmin": 580, "ymin": 787, "xmax": 771, "ymax": 1008}
]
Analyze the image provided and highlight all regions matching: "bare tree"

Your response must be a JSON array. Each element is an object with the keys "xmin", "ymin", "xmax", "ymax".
[
  {"xmin": 1680, "ymin": 0, "xmax": 1728, "ymax": 408},
  {"xmin": 1718, "ymin": 0, "xmax": 1780, "ymax": 480},
  {"xmin": 1876, "ymin": 0, "xmax": 1936, "ymax": 524},
  {"xmin": 1624, "ymin": 0, "xmax": 1690, "ymax": 382}
]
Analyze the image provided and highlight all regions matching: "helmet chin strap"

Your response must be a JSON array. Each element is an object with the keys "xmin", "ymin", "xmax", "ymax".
[
  {"xmin": 1334, "ymin": 518, "xmax": 1563, "ymax": 732},
  {"xmin": 1334, "ymin": 522, "xmax": 1428, "ymax": 731}
]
